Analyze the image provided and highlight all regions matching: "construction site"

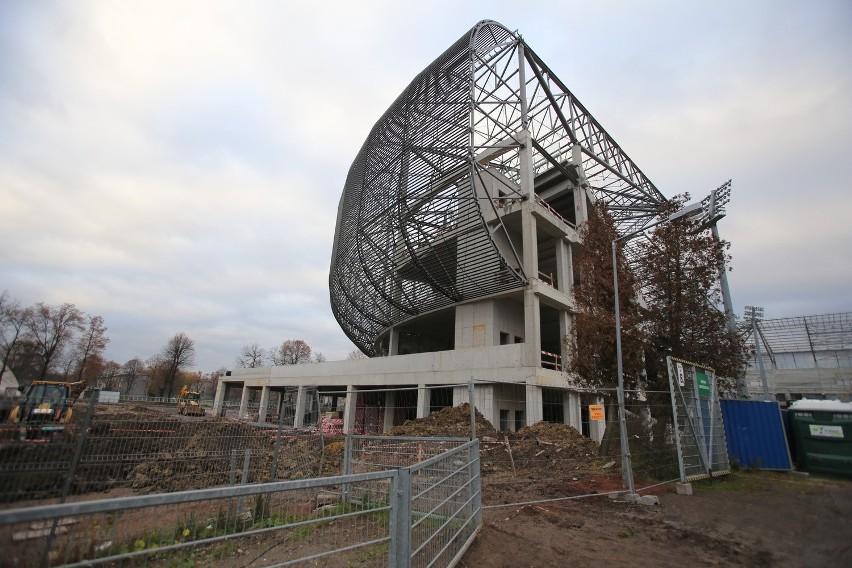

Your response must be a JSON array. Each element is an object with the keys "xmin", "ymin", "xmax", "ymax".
[{"xmin": 1, "ymin": 18, "xmax": 850, "ymax": 568}]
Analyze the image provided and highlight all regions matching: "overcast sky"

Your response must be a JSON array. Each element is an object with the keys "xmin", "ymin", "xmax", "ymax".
[{"xmin": 2, "ymin": 1, "xmax": 850, "ymax": 371}]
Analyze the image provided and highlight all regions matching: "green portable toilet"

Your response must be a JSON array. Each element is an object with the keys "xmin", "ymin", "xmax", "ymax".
[{"xmin": 789, "ymin": 399, "xmax": 852, "ymax": 477}]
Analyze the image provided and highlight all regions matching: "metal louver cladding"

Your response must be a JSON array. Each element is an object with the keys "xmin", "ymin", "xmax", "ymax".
[{"xmin": 330, "ymin": 20, "xmax": 667, "ymax": 355}]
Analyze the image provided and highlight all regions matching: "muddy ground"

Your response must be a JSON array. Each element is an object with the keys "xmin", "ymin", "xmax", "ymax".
[{"xmin": 459, "ymin": 471, "xmax": 852, "ymax": 568}]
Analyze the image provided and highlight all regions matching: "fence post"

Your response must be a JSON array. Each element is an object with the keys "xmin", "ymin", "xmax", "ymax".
[
  {"xmin": 342, "ymin": 435, "xmax": 352, "ymax": 503},
  {"xmin": 392, "ymin": 467, "xmax": 412, "ymax": 568},
  {"xmin": 236, "ymin": 448, "xmax": 252, "ymax": 517},
  {"xmin": 270, "ymin": 406, "xmax": 286, "ymax": 481},
  {"xmin": 468, "ymin": 377, "xmax": 476, "ymax": 441},
  {"xmin": 42, "ymin": 388, "xmax": 99, "ymax": 567},
  {"xmin": 470, "ymin": 441, "xmax": 482, "ymax": 527}
]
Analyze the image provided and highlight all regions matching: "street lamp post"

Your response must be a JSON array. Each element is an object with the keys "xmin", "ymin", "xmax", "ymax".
[{"xmin": 612, "ymin": 202, "xmax": 704, "ymax": 496}]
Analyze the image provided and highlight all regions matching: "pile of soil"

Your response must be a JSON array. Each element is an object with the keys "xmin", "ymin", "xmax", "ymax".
[{"xmin": 387, "ymin": 403, "xmax": 498, "ymax": 439}]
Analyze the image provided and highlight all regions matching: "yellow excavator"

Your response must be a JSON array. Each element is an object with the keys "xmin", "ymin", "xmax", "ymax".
[
  {"xmin": 7, "ymin": 380, "xmax": 88, "ymax": 439},
  {"xmin": 177, "ymin": 385, "xmax": 205, "ymax": 416}
]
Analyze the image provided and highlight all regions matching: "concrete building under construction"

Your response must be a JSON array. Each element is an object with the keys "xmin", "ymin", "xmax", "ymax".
[{"xmin": 214, "ymin": 20, "xmax": 672, "ymax": 437}]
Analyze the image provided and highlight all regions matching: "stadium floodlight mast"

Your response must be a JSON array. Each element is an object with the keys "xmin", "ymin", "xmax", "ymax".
[
  {"xmin": 612, "ymin": 200, "xmax": 705, "ymax": 497},
  {"xmin": 745, "ymin": 305, "xmax": 771, "ymax": 400}
]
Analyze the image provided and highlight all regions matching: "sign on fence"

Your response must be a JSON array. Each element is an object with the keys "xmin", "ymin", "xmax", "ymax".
[
  {"xmin": 589, "ymin": 404, "xmax": 605, "ymax": 421},
  {"xmin": 666, "ymin": 356, "xmax": 731, "ymax": 482}
]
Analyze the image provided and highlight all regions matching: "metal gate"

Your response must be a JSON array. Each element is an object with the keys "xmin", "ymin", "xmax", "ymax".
[{"xmin": 666, "ymin": 356, "xmax": 731, "ymax": 481}]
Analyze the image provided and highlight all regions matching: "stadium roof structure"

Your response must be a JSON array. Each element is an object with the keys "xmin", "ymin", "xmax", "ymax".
[
  {"xmin": 330, "ymin": 20, "xmax": 669, "ymax": 354},
  {"xmin": 745, "ymin": 312, "xmax": 852, "ymax": 363}
]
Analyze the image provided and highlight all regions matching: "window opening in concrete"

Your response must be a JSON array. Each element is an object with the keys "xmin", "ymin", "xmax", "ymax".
[
  {"xmin": 515, "ymin": 410, "xmax": 525, "ymax": 431},
  {"xmin": 542, "ymin": 388, "xmax": 564, "ymax": 423},
  {"xmin": 430, "ymin": 386, "xmax": 453, "ymax": 414},
  {"xmin": 500, "ymin": 332, "xmax": 510, "ymax": 345},
  {"xmin": 499, "ymin": 409, "xmax": 510, "ymax": 431},
  {"xmin": 394, "ymin": 388, "xmax": 418, "ymax": 425}
]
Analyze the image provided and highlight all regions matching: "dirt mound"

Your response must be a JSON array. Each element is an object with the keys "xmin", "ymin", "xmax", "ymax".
[
  {"xmin": 387, "ymin": 403, "xmax": 498, "ymax": 439},
  {"xmin": 511, "ymin": 422, "xmax": 600, "ymax": 457}
]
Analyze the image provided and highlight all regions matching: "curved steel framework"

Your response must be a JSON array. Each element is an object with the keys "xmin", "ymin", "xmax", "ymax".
[{"xmin": 331, "ymin": 20, "xmax": 667, "ymax": 355}]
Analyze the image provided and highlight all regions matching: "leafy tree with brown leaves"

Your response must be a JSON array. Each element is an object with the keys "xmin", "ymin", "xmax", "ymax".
[
  {"xmin": 569, "ymin": 202, "xmax": 646, "ymax": 392},
  {"xmin": 637, "ymin": 195, "xmax": 747, "ymax": 395},
  {"xmin": 72, "ymin": 315, "xmax": 110, "ymax": 382},
  {"xmin": 271, "ymin": 339, "xmax": 312, "ymax": 365}
]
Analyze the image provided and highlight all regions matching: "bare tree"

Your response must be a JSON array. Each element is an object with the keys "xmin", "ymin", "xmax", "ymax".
[
  {"xmin": 346, "ymin": 349, "xmax": 367, "ymax": 360},
  {"xmin": 0, "ymin": 292, "xmax": 29, "ymax": 383},
  {"xmin": 313, "ymin": 351, "xmax": 327, "ymax": 363},
  {"xmin": 236, "ymin": 343, "xmax": 266, "ymax": 368},
  {"xmin": 271, "ymin": 339, "xmax": 312, "ymax": 365},
  {"xmin": 120, "ymin": 357, "xmax": 145, "ymax": 395},
  {"xmin": 152, "ymin": 332, "xmax": 196, "ymax": 398},
  {"xmin": 98, "ymin": 360, "xmax": 122, "ymax": 390},
  {"xmin": 25, "ymin": 303, "xmax": 85, "ymax": 380},
  {"xmin": 72, "ymin": 315, "xmax": 110, "ymax": 382}
]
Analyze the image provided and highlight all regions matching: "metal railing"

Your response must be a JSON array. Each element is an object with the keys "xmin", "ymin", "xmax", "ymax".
[{"xmin": 0, "ymin": 437, "xmax": 482, "ymax": 568}]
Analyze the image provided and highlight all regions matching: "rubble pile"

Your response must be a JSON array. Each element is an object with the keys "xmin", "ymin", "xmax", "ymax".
[{"xmin": 387, "ymin": 403, "xmax": 498, "ymax": 439}]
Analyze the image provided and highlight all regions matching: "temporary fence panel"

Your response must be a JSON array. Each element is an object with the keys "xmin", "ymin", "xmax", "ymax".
[
  {"xmin": 0, "ymin": 389, "xmax": 334, "ymax": 507},
  {"xmin": 0, "ymin": 471, "xmax": 396, "ymax": 567},
  {"xmin": 720, "ymin": 399, "xmax": 792, "ymax": 470},
  {"xmin": 666, "ymin": 357, "xmax": 731, "ymax": 481},
  {"xmin": 0, "ymin": 437, "xmax": 482, "ymax": 568}
]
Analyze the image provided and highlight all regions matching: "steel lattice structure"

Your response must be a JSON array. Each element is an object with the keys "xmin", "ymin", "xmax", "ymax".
[{"xmin": 330, "ymin": 20, "xmax": 667, "ymax": 355}]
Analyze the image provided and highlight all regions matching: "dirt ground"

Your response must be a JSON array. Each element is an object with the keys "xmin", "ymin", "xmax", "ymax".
[{"xmin": 458, "ymin": 471, "xmax": 852, "ymax": 568}]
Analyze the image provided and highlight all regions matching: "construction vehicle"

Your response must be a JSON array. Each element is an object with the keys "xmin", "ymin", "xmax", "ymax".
[
  {"xmin": 6, "ymin": 380, "xmax": 87, "ymax": 439},
  {"xmin": 178, "ymin": 385, "xmax": 205, "ymax": 416}
]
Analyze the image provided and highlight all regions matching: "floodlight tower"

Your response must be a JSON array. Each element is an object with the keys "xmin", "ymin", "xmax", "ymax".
[
  {"xmin": 745, "ymin": 305, "xmax": 770, "ymax": 400},
  {"xmin": 699, "ymin": 180, "xmax": 734, "ymax": 331}
]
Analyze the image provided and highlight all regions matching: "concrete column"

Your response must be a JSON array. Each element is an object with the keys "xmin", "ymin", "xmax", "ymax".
[
  {"xmin": 238, "ymin": 384, "xmax": 250, "ymax": 420},
  {"xmin": 588, "ymin": 395, "xmax": 606, "ymax": 442},
  {"xmin": 416, "ymin": 384, "xmax": 430, "ymax": 418},
  {"xmin": 388, "ymin": 327, "xmax": 399, "ymax": 356},
  {"xmin": 213, "ymin": 380, "xmax": 227, "ymax": 416},
  {"xmin": 558, "ymin": 310, "xmax": 573, "ymax": 371},
  {"xmin": 343, "ymin": 385, "xmax": 358, "ymax": 434},
  {"xmin": 555, "ymin": 238, "xmax": 572, "ymax": 291},
  {"xmin": 258, "ymin": 385, "xmax": 270, "ymax": 423},
  {"xmin": 383, "ymin": 389, "xmax": 396, "ymax": 432},
  {"xmin": 525, "ymin": 383, "xmax": 543, "ymax": 427},
  {"xmin": 566, "ymin": 391, "xmax": 581, "ymax": 430},
  {"xmin": 521, "ymin": 203, "xmax": 539, "ymax": 278},
  {"xmin": 452, "ymin": 386, "xmax": 469, "ymax": 406},
  {"xmin": 294, "ymin": 386, "xmax": 307, "ymax": 429},
  {"xmin": 524, "ymin": 289, "xmax": 542, "ymax": 366},
  {"xmin": 477, "ymin": 384, "xmax": 496, "ymax": 427},
  {"xmin": 571, "ymin": 144, "xmax": 589, "ymax": 225}
]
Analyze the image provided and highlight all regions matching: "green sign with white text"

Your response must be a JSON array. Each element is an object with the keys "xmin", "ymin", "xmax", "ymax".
[{"xmin": 696, "ymin": 373, "xmax": 711, "ymax": 396}]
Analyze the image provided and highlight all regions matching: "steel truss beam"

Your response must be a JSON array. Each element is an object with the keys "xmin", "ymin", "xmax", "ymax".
[{"xmin": 330, "ymin": 20, "xmax": 669, "ymax": 354}]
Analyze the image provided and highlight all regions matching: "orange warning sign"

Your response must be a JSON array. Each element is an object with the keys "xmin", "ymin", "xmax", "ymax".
[{"xmin": 589, "ymin": 404, "xmax": 605, "ymax": 421}]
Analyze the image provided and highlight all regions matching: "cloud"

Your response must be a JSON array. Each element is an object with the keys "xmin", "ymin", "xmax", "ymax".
[{"xmin": 2, "ymin": 1, "xmax": 850, "ymax": 371}]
